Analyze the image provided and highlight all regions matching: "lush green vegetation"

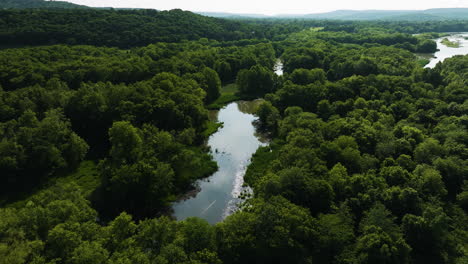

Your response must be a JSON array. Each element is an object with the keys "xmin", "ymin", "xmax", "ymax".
[
  {"xmin": 207, "ymin": 84, "xmax": 243, "ymax": 110},
  {"xmin": 0, "ymin": 0, "xmax": 87, "ymax": 9},
  {"xmin": 249, "ymin": 42, "xmax": 468, "ymax": 264},
  {"xmin": 0, "ymin": 6, "xmax": 467, "ymax": 49},
  {"xmin": 0, "ymin": 37, "xmax": 276, "ymax": 201},
  {"xmin": 0, "ymin": 9, "xmax": 265, "ymax": 48},
  {"xmin": 1, "ymin": 5, "xmax": 467, "ymax": 264},
  {"xmin": 441, "ymin": 38, "xmax": 461, "ymax": 48}
]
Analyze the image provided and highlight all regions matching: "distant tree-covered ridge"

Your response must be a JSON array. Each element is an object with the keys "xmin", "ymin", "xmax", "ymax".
[
  {"xmin": 0, "ymin": 7, "xmax": 466, "ymax": 49},
  {"xmin": 293, "ymin": 8, "xmax": 468, "ymax": 21},
  {"xmin": 0, "ymin": 8, "xmax": 264, "ymax": 48},
  {"xmin": 0, "ymin": 0, "xmax": 87, "ymax": 9},
  {"xmin": 203, "ymin": 8, "xmax": 468, "ymax": 21}
]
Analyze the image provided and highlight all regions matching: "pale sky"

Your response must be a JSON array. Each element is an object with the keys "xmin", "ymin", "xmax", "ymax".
[{"xmin": 65, "ymin": 0, "xmax": 468, "ymax": 15}]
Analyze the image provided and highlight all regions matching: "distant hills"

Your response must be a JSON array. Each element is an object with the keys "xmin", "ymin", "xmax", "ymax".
[
  {"xmin": 297, "ymin": 8, "xmax": 468, "ymax": 21},
  {"xmin": 1, "ymin": 0, "xmax": 467, "ymax": 21},
  {"xmin": 0, "ymin": 0, "xmax": 87, "ymax": 9},
  {"xmin": 201, "ymin": 8, "xmax": 468, "ymax": 21},
  {"xmin": 198, "ymin": 12, "xmax": 270, "ymax": 19}
]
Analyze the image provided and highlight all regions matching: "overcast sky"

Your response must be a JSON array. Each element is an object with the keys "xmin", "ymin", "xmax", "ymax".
[{"xmin": 65, "ymin": 0, "xmax": 468, "ymax": 15}]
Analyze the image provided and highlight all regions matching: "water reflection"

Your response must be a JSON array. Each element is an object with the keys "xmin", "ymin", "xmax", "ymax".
[
  {"xmin": 274, "ymin": 59, "xmax": 284, "ymax": 76},
  {"xmin": 423, "ymin": 33, "xmax": 468, "ymax": 68},
  {"xmin": 172, "ymin": 101, "xmax": 268, "ymax": 224}
]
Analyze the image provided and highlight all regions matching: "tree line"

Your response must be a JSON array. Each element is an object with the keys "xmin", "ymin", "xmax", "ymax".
[{"xmin": 1, "ymin": 7, "xmax": 467, "ymax": 49}]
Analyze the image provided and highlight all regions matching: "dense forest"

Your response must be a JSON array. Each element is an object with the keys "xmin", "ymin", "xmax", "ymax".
[
  {"xmin": 0, "ymin": 9, "xmax": 265, "ymax": 47},
  {"xmin": 0, "ymin": 0, "xmax": 86, "ymax": 9},
  {"xmin": 1, "ymin": 8, "xmax": 468, "ymax": 48},
  {"xmin": 0, "ymin": 3, "xmax": 467, "ymax": 264}
]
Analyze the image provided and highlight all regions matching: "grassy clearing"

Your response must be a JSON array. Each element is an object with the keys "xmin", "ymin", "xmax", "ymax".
[
  {"xmin": 5, "ymin": 160, "xmax": 100, "ymax": 207},
  {"xmin": 202, "ymin": 121, "xmax": 223, "ymax": 138},
  {"xmin": 221, "ymin": 83, "xmax": 239, "ymax": 94},
  {"xmin": 310, "ymin": 27, "xmax": 324, "ymax": 32},
  {"xmin": 207, "ymin": 83, "xmax": 245, "ymax": 109},
  {"xmin": 207, "ymin": 94, "xmax": 242, "ymax": 109},
  {"xmin": 416, "ymin": 32, "xmax": 447, "ymax": 40},
  {"xmin": 417, "ymin": 58, "xmax": 430, "ymax": 67},
  {"xmin": 55, "ymin": 160, "xmax": 100, "ymax": 197}
]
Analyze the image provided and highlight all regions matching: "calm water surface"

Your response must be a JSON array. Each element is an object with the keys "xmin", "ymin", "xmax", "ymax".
[
  {"xmin": 172, "ymin": 100, "xmax": 267, "ymax": 224},
  {"xmin": 274, "ymin": 59, "xmax": 284, "ymax": 76},
  {"xmin": 423, "ymin": 33, "xmax": 468, "ymax": 68}
]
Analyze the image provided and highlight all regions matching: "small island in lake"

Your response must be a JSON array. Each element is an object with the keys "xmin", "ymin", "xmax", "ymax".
[{"xmin": 441, "ymin": 37, "xmax": 461, "ymax": 47}]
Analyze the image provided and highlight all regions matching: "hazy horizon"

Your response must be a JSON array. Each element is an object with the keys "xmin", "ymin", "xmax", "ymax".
[{"xmin": 63, "ymin": 0, "xmax": 468, "ymax": 15}]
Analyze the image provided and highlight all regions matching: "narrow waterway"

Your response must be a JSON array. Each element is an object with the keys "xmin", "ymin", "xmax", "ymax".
[
  {"xmin": 172, "ymin": 100, "xmax": 268, "ymax": 224},
  {"xmin": 421, "ymin": 32, "xmax": 468, "ymax": 68}
]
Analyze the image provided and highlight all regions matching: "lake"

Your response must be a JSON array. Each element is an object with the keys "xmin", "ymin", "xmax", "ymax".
[{"xmin": 422, "ymin": 32, "xmax": 468, "ymax": 68}]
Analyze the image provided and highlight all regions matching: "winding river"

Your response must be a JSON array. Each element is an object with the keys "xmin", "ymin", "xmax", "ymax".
[
  {"xmin": 171, "ymin": 33, "xmax": 468, "ymax": 224},
  {"xmin": 172, "ymin": 60, "xmax": 283, "ymax": 224},
  {"xmin": 172, "ymin": 100, "xmax": 268, "ymax": 224},
  {"xmin": 421, "ymin": 32, "xmax": 468, "ymax": 68}
]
